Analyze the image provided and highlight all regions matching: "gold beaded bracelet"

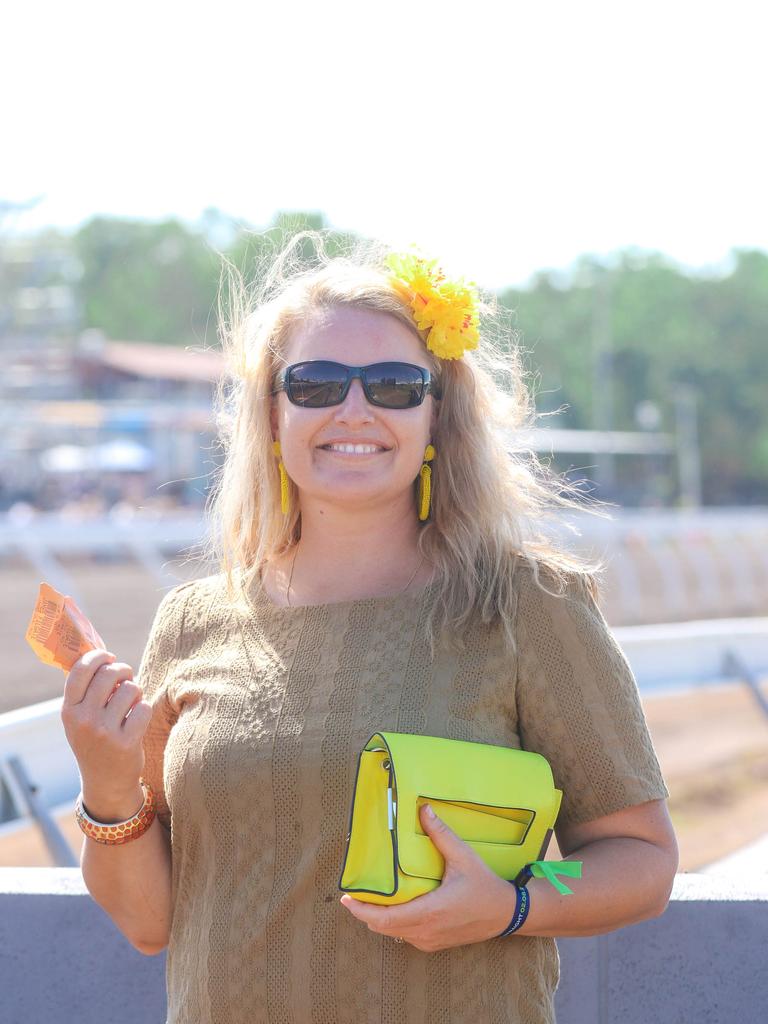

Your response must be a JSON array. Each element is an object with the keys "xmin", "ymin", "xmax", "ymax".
[{"xmin": 75, "ymin": 778, "xmax": 156, "ymax": 845}]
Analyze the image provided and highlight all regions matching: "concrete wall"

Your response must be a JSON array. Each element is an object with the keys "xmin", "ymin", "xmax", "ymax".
[{"xmin": 1, "ymin": 870, "xmax": 766, "ymax": 1024}]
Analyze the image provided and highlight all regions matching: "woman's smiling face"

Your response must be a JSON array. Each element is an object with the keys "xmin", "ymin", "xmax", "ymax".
[{"xmin": 271, "ymin": 305, "xmax": 438, "ymax": 514}]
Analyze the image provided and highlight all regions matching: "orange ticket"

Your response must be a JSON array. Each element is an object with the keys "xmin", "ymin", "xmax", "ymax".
[{"xmin": 26, "ymin": 582, "xmax": 107, "ymax": 672}]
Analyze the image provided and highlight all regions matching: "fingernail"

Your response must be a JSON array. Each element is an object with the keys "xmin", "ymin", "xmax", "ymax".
[{"xmin": 424, "ymin": 803, "xmax": 436, "ymax": 819}]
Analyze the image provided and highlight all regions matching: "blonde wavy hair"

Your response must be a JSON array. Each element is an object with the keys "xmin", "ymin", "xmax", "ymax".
[{"xmin": 201, "ymin": 228, "xmax": 615, "ymax": 657}]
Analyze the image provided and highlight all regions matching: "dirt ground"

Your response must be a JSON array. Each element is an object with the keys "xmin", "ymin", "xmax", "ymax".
[
  {"xmin": 2, "ymin": 557, "xmax": 767, "ymax": 871},
  {"xmin": 643, "ymin": 683, "xmax": 768, "ymax": 870}
]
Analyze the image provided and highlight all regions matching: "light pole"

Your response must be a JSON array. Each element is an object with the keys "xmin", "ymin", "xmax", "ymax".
[
  {"xmin": 674, "ymin": 383, "xmax": 702, "ymax": 507},
  {"xmin": 591, "ymin": 265, "xmax": 615, "ymax": 499}
]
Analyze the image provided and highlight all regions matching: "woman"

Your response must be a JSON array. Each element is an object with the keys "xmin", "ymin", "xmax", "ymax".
[{"xmin": 62, "ymin": 233, "xmax": 677, "ymax": 1023}]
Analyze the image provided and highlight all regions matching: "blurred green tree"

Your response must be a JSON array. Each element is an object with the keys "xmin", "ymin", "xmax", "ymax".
[
  {"xmin": 500, "ymin": 248, "xmax": 768, "ymax": 504},
  {"xmin": 73, "ymin": 216, "xmax": 222, "ymax": 346},
  {"xmin": 34, "ymin": 210, "xmax": 768, "ymax": 504}
]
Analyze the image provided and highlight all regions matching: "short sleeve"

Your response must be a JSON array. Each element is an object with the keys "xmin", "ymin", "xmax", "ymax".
[
  {"xmin": 514, "ymin": 567, "xmax": 670, "ymax": 827},
  {"xmin": 137, "ymin": 582, "xmax": 193, "ymax": 832}
]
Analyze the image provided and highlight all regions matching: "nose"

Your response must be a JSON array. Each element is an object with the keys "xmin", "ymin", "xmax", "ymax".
[{"xmin": 333, "ymin": 378, "xmax": 375, "ymax": 424}]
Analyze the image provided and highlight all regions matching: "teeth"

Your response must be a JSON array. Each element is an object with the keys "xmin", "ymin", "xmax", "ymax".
[{"xmin": 325, "ymin": 443, "xmax": 383, "ymax": 454}]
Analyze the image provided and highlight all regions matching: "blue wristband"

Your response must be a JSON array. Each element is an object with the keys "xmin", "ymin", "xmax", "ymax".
[{"xmin": 497, "ymin": 881, "xmax": 530, "ymax": 937}]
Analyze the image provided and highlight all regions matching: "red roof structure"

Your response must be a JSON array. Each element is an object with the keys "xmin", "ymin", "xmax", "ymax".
[{"xmin": 96, "ymin": 340, "xmax": 225, "ymax": 382}]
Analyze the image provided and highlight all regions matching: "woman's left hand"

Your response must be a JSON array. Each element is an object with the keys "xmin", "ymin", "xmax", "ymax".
[{"xmin": 339, "ymin": 803, "xmax": 517, "ymax": 952}]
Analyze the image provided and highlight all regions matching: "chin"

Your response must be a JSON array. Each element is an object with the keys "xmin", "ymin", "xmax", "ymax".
[{"xmin": 307, "ymin": 478, "xmax": 400, "ymax": 508}]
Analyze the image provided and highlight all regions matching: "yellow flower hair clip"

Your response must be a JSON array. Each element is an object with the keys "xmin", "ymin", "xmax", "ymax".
[{"xmin": 384, "ymin": 250, "xmax": 480, "ymax": 360}]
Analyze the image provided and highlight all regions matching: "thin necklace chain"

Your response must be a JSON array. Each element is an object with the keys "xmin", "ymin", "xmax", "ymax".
[{"xmin": 285, "ymin": 545, "xmax": 426, "ymax": 608}]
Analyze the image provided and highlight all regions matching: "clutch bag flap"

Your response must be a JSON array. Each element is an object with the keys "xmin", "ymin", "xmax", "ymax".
[{"xmin": 375, "ymin": 731, "xmax": 562, "ymax": 882}]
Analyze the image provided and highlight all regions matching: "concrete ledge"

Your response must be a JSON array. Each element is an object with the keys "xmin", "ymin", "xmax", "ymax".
[
  {"xmin": 556, "ymin": 873, "xmax": 768, "ymax": 1022},
  {"xmin": 1, "ymin": 870, "xmax": 766, "ymax": 1023},
  {"xmin": 0, "ymin": 868, "xmax": 166, "ymax": 1024}
]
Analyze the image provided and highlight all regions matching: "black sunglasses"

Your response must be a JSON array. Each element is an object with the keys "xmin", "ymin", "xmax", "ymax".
[{"xmin": 272, "ymin": 360, "xmax": 441, "ymax": 410}]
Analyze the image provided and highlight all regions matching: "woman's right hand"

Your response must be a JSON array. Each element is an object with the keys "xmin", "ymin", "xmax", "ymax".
[{"xmin": 61, "ymin": 648, "xmax": 153, "ymax": 818}]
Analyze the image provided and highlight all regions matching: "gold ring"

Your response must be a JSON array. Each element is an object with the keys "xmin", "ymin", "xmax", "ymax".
[{"xmin": 393, "ymin": 936, "xmax": 404, "ymax": 943}]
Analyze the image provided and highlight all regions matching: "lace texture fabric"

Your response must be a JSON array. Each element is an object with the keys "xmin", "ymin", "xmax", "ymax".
[{"xmin": 138, "ymin": 563, "xmax": 669, "ymax": 1024}]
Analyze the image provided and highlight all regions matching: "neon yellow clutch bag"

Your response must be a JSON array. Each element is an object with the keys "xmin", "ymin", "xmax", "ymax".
[{"xmin": 338, "ymin": 731, "xmax": 579, "ymax": 906}]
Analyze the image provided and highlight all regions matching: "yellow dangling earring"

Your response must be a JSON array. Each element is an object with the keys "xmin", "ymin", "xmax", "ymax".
[
  {"xmin": 273, "ymin": 440, "xmax": 290, "ymax": 516},
  {"xmin": 418, "ymin": 444, "xmax": 436, "ymax": 522}
]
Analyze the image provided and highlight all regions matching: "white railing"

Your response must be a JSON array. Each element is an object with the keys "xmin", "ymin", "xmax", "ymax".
[
  {"xmin": 3, "ymin": 507, "xmax": 767, "ymax": 622},
  {"xmin": 2, "ymin": 616, "xmax": 767, "ymax": 841}
]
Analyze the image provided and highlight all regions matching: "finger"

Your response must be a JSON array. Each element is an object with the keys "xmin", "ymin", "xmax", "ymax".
[
  {"xmin": 62, "ymin": 649, "xmax": 116, "ymax": 707},
  {"xmin": 420, "ymin": 802, "xmax": 456, "ymax": 844},
  {"xmin": 88, "ymin": 659, "xmax": 135, "ymax": 708},
  {"xmin": 120, "ymin": 699, "xmax": 152, "ymax": 742},
  {"xmin": 102, "ymin": 680, "xmax": 144, "ymax": 727},
  {"xmin": 419, "ymin": 803, "xmax": 478, "ymax": 867},
  {"xmin": 340, "ymin": 895, "xmax": 424, "ymax": 934},
  {"xmin": 340, "ymin": 896, "xmax": 391, "ymax": 926},
  {"xmin": 83, "ymin": 662, "xmax": 135, "ymax": 710},
  {"xmin": 342, "ymin": 903, "xmax": 402, "ymax": 938}
]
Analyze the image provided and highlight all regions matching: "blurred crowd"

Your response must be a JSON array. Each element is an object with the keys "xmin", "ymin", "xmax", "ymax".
[{"xmin": 0, "ymin": 473, "xmax": 203, "ymax": 521}]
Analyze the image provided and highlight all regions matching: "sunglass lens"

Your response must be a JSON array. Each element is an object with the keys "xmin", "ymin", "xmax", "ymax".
[
  {"xmin": 287, "ymin": 362, "xmax": 346, "ymax": 407},
  {"xmin": 365, "ymin": 363, "xmax": 425, "ymax": 408}
]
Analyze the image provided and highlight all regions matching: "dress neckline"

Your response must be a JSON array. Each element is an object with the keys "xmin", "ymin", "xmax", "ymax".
[{"xmin": 245, "ymin": 565, "xmax": 439, "ymax": 613}]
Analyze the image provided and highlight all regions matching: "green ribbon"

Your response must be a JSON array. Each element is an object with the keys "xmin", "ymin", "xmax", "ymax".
[{"xmin": 528, "ymin": 860, "xmax": 583, "ymax": 896}]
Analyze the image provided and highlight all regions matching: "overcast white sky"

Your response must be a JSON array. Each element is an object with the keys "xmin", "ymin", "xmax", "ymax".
[{"xmin": 3, "ymin": 0, "xmax": 765, "ymax": 289}]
